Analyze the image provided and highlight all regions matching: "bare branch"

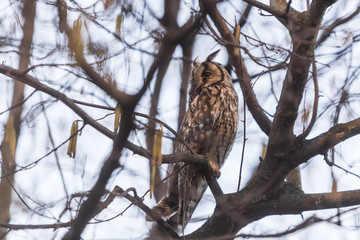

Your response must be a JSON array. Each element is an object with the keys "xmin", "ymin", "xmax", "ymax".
[
  {"xmin": 0, "ymin": 65, "xmax": 114, "ymax": 139},
  {"xmin": 239, "ymin": 4, "xmax": 252, "ymax": 28},
  {"xmin": 251, "ymin": 188, "xmax": 360, "ymax": 216},
  {"xmin": 236, "ymin": 211, "xmax": 357, "ymax": 238},
  {"xmin": 243, "ymin": 0, "xmax": 286, "ymax": 18},
  {"xmin": 301, "ymin": 118, "xmax": 360, "ymax": 162},
  {"xmin": 0, "ymin": 221, "xmax": 72, "ymax": 230},
  {"xmin": 317, "ymin": 4, "xmax": 360, "ymax": 45}
]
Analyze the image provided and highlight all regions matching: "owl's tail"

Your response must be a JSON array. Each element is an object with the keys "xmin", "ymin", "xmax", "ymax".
[
  {"xmin": 146, "ymin": 166, "xmax": 208, "ymax": 230},
  {"xmin": 145, "ymin": 195, "xmax": 178, "ymax": 222},
  {"xmin": 177, "ymin": 176, "xmax": 208, "ymax": 228}
]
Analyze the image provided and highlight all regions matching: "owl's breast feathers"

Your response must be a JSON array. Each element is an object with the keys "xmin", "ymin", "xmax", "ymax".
[{"xmin": 180, "ymin": 83, "xmax": 239, "ymax": 162}]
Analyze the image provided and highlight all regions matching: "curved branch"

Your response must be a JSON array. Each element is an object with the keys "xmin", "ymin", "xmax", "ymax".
[
  {"xmin": 301, "ymin": 117, "xmax": 360, "ymax": 163},
  {"xmin": 236, "ymin": 207, "xmax": 358, "ymax": 238},
  {"xmin": 298, "ymin": 60, "xmax": 319, "ymax": 139}
]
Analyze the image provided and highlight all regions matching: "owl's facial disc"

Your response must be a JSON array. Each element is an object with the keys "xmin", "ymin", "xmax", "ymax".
[{"xmin": 199, "ymin": 62, "xmax": 224, "ymax": 86}]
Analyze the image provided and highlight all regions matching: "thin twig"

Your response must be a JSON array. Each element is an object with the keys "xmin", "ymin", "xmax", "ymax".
[
  {"xmin": 298, "ymin": 59, "xmax": 319, "ymax": 139},
  {"xmin": 0, "ymin": 90, "xmax": 37, "ymax": 115}
]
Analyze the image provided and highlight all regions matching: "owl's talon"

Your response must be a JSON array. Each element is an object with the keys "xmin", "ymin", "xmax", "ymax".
[
  {"xmin": 213, "ymin": 168, "xmax": 221, "ymax": 179},
  {"xmin": 209, "ymin": 161, "xmax": 221, "ymax": 179}
]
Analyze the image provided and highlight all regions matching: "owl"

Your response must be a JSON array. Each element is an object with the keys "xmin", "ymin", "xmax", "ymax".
[{"xmin": 147, "ymin": 50, "xmax": 239, "ymax": 230}]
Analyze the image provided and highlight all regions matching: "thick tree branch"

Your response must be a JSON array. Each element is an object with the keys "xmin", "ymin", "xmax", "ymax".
[
  {"xmin": 300, "ymin": 118, "xmax": 360, "ymax": 163},
  {"xmin": 260, "ymin": 188, "xmax": 360, "ymax": 214},
  {"xmin": 160, "ymin": 0, "xmax": 180, "ymax": 29},
  {"xmin": 308, "ymin": 0, "xmax": 338, "ymax": 26},
  {"xmin": 266, "ymin": 0, "xmax": 336, "ymax": 160},
  {"xmin": 243, "ymin": 0, "xmax": 286, "ymax": 18},
  {"xmin": 239, "ymin": 4, "xmax": 252, "ymax": 28},
  {"xmin": 187, "ymin": 184, "xmax": 360, "ymax": 239}
]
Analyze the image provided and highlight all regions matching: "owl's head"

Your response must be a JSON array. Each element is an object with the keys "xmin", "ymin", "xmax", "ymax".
[{"xmin": 190, "ymin": 50, "xmax": 232, "ymax": 92}]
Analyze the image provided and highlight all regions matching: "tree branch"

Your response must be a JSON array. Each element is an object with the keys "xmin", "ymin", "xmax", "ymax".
[
  {"xmin": 0, "ymin": 67, "xmax": 203, "ymax": 168},
  {"xmin": 317, "ymin": 4, "xmax": 360, "ymax": 46},
  {"xmin": 187, "ymin": 184, "xmax": 360, "ymax": 239},
  {"xmin": 0, "ymin": 222, "xmax": 72, "ymax": 230},
  {"xmin": 0, "ymin": 65, "xmax": 115, "ymax": 139},
  {"xmin": 301, "ymin": 118, "xmax": 360, "ymax": 163},
  {"xmin": 242, "ymin": 0, "xmax": 286, "ymax": 18},
  {"xmin": 266, "ymin": 0, "xmax": 335, "ymax": 159},
  {"xmin": 264, "ymin": 189, "xmax": 360, "ymax": 214}
]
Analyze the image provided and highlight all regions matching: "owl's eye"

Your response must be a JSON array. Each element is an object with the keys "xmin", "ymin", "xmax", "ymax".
[{"xmin": 203, "ymin": 71, "xmax": 212, "ymax": 78}]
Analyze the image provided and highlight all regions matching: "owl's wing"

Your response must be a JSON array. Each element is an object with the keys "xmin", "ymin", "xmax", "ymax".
[{"xmin": 172, "ymin": 92, "xmax": 222, "ymax": 228}]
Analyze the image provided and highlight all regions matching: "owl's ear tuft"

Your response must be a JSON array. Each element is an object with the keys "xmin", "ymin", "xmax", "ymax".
[
  {"xmin": 206, "ymin": 49, "xmax": 220, "ymax": 62},
  {"xmin": 193, "ymin": 57, "xmax": 199, "ymax": 66}
]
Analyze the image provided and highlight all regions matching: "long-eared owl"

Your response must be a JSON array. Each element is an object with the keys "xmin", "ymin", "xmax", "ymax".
[{"xmin": 147, "ymin": 50, "xmax": 239, "ymax": 230}]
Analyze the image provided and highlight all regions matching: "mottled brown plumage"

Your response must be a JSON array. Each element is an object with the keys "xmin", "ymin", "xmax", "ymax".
[{"xmin": 147, "ymin": 50, "xmax": 239, "ymax": 230}]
